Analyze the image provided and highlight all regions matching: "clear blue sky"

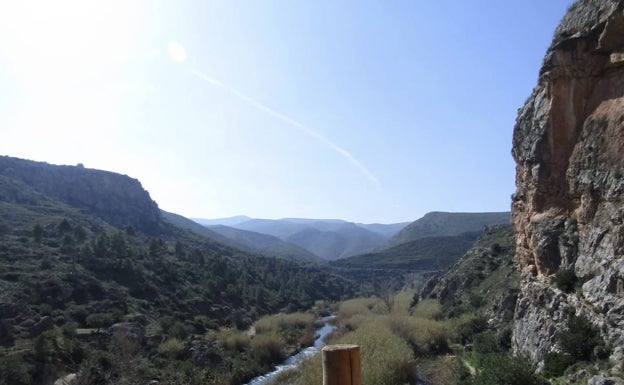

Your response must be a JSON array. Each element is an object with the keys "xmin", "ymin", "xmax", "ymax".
[{"xmin": 0, "ymin": 1, "xmax": 573, "ymax": 223}]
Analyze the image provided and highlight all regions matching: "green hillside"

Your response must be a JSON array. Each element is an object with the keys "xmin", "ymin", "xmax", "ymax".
[
  {"xmin": 0, "ymin": 156, "xmax": 355, "ymax": 384},
  {"xmin": 331, "ymin": 231, "xmax": 481, "ymax": 270},
  {"xmin": 388, "ymin": 211, "xmax": 510, "ymax": 247}
]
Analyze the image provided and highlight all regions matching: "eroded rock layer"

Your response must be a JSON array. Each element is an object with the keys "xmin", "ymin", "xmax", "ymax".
[{"xmin": 511, "ymin": 0, "xmax": 624, "ymax": 367}]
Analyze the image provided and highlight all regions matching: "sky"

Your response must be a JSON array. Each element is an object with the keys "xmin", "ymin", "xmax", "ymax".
[{"xmin": 0, "ymin": 0, "xmax": 574, "ymax": 224}]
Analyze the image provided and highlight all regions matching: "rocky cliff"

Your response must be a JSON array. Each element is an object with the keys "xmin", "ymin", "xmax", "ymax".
[
  {"xmin": 511, "ymin": 0, "xmax": 624, "ymax": 375},
  {"xmin": 0, "ymin": 156, "xmax": 162, "ymax": 233}
]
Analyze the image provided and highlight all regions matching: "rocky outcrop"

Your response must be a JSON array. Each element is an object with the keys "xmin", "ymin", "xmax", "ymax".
[
  {"xmin": 511, "ymin": 0, "xmax": 624, "ymax": 370},
  {"xmin": 0, "ymin": 156, "xmax": 162, "ymax": 234}
]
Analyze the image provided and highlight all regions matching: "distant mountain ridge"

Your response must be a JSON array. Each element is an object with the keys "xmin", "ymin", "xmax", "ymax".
[
  {"xmin": 194, "ymin": 216, "xmax": 409, "ymax": 260},
  {"xmin": 192, "ymin": 215, "xmax": 251, "ymax": 227},
  {"xmin": 207, "ymin": 225, "xmax": 323, "ymax": 263}
]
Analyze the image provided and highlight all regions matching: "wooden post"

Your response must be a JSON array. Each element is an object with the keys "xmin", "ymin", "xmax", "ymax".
[{"xmin": 322, "ymin": 344, "xmax": 361, "ymax": 385}]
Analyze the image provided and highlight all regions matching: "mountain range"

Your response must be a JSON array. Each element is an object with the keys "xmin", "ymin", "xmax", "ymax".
[{"xmin": 193, "ymin": 211, "xmax": 512, "ymax": 276}]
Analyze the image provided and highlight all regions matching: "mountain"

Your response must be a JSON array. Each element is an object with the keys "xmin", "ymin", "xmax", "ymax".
[
  {"xmin": 228, "ymin": 218, "xmax": 398, "ymax": 260},
  {"xmin": 284, "ymin": 223, "xmax": 387, "ymax": 260},
  {"xmin": 0, "ymin": 156, "xmax": 165, "ymax": 234},
  {"xmin": 511, "ymin": 0, "xmax": 624, "ymax": 377},
  {"xmin": 192, "ymin": 215, "xmax": 251, "ymax": 227},
  {"xmin": 388, "ymin": 211, "xmax": 510, "ymax": 247},
  {"xmin": 331, "ymin": 230, "xmax": 481, "ymax": 271},
  {"xmin": 207, "ymin": 225, "xmax": 323, "ymax": 263},
  {"xmin": 356, "ymin": 222, "xmax": 410, "ymax": 239},
  {"xmin": 160, "ymin": 210, "xmax": 252, "ymax": 250},
  {"xmin": 233, "ymin": 218, "xmax": 311, "ymax": 239}
]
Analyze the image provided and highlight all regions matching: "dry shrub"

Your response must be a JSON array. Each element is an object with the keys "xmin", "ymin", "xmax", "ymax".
[
  {"xmin": 251, "ymin": 331, "xmax": 284, "ymax": 365},
  {"xmin": 388, "ymin": 315, "xmax": 451, "ymax": 356},
  {"xmin": 157, "ymin": 338, "xmax": 184, "ymax": 359},
  {"xmin": 255, "ymin": 312, "xmax": 315, "ymax": 334},
  {"xmin": 218, "ymin": 329, "xmax": 250, "ymax": 352},
  {"xmin": 418, "ymin": 355, "xmax": 465, "ymax": 385},
  {"xmin": 337, "ymin": 297, "xmax": 378, "ymax": 319},
  {"xmin": 413, "ymin": 299, "xmax": 444, "ymax": 320}
]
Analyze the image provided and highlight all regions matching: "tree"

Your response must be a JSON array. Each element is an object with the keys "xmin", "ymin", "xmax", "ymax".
[
  {"xmin": 57, "ymin": 218, "xmax": 72, "ymax": 234},
  {"xmin": 32, "ymin": 224, "xmax": 43, "ymax": 244},
  {"xmin": 377, "ymin": 283, "xmax": 395, "ymax": 314},
  {"xmin": 408, "ymin": 292, "xmax": 419, "ymax": 315},
  {"xmin": 0, "ymin": 223, "xmax": 9, "ymax": 250}
]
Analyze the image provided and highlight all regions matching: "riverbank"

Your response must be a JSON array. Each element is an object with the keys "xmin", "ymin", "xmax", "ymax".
[{"xmin": 245, "ymin": 315, "xmax": 336, "ymax": 385}]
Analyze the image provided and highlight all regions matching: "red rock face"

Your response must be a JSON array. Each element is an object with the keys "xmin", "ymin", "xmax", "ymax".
[{"xmin": 511, "ymin": 0, "xmax": 624, "ymax": 366}]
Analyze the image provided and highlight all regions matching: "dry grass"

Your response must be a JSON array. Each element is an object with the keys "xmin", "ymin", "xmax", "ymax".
[
  {"xmin": 391, "ymin": 289, "xmax": 417, "ymax": 315},
  {"xmin": 337, "ymin": 297, "xmax": 378, "ymax": 319},
  {"xmin": 282, "ymin": 320, "xmax": 415, "ymax": 385},
  {"xmin": 218, "ymin": 329, "xmax": 250, "ymax": 352},
  {"xmin": 254, "ymin": 312, "xmax": 315, "ymax": 334},
  {"xmin": 412, "ymin": 298, "xmax": 444, "ymax": 320},
  {"xmin": 157, "ymin": 338, "xmax": 184, "ymax": 359},
  {"xmin": 418, "ymin": 355, "xmax": 464, "ymax": 385},
  {"xmin": 388, "ymin": 315, "xmax": 452, "ymax": 356},
  {"xmin": 271, "ymin": 293, "xmax": 453, "ymax": 385},
  {"xmin": 251, "ymin": 331, "xmax": 285, "ymax": 364}
]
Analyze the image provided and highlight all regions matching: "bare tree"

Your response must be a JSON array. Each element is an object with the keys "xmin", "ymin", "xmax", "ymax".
[{"xmin": 377, "ymin": 283, "xmax": 395, "ymax": 314}]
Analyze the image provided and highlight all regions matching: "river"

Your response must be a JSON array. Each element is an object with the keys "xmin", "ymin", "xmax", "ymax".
[{"xmin": 245, "ymin": 315, "xmax": 336, "ymax": 385}]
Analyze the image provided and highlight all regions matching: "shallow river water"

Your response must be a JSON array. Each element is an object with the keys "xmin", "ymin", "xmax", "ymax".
[{"xmin": 245, "ymin": 315, "xmax": 336, "ymax": 385}]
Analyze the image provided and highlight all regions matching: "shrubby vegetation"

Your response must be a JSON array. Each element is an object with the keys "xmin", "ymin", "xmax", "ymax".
[{"xmin": 0, "ymin": 214, "xmax": 354, "ymax": 384}]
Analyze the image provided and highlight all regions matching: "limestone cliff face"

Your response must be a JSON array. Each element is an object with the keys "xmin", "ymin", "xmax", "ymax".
[
  {"xmin": 0, "ymin": 156, "xmax": 163, "ymax": 233},
  {"xmin": 512, "ymin": 0, "xmax": 624, "ymax": 366}
]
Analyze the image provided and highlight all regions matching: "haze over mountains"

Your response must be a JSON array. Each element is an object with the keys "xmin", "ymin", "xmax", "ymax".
[{"xmin": 192, "ymin": 211, "xmax": 511, "ymax": 262}]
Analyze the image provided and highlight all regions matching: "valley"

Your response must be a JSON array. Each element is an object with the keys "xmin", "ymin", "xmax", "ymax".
[
  {"xmin": 2, "ymin": 2, "xmax": 624, "ymax": 384},
  {"xmin": 0, "ymin": 156, "xmax": 512, "ymax": 384}
]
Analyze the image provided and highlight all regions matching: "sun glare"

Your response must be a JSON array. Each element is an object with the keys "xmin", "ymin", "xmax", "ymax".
[{"xmin": 167, "ymin": 42, "xmax": 187, "ymax": 63}]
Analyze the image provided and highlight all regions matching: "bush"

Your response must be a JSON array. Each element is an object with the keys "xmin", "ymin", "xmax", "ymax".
[
  {"xmin": 412, "ymin": 299, "xmax": 443, "ymax": 320},
  {"xmin": 458, "ymin": 316, "xmax": 488, "ymax": 344},
  {"xmin": 473, "ymin": 331, "xmax": 501, "ymax": 354},
  {"xmin": 250, "ymin": 332, "xmax": 284, "ymax": 366},
  {"xmin": 169, "ymin": 321, "xmax": 192, "ymax": 339},
  {"xmin": 558, "ymin": 314, "xmax": 604, "ymax": 361},
  {"xmin": 158, "ymin": 338, "xmax": 185, "ymax": 359},
  {"xmin": 0, "ymin": 354, "xmax": 34, "ymax": 385},
  {"xmin": 86, "ymin": 312, "xmax": 118, "ymax": 330},
  {"xmin": 388, "ymin": 315, "xmax": 451, "ymax": 356},
  {"xmin": 471, "ymin": 354, "xmax": 547, "ymax": 385},
  {"xmin": 543, "ymin": 352, "xmax": 574, "ymax": 378},
  {"xmin": 554, "ymin": 269, "xmax": 578, "ymax": 293},
  {"xmin": 219, "ymin": 329, "xmax": 250, "ymax": 352}
]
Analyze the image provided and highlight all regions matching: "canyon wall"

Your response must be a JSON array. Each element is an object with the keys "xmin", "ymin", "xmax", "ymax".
[{"xmin": 511, "ymin": 0, "xmax": 624, "ymax": 372}]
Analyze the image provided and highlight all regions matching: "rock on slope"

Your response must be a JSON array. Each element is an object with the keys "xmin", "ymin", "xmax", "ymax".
[{"xmin": 511, "ymin": 0, "xmax": 624, "ymax": 371}]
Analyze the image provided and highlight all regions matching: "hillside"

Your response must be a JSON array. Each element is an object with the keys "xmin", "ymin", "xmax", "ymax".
[
  {"xmin": 332, "ymin": 231, "xmax": 481, "ymax": 271},
  {"xmin": 356, "ymin": 222, "xmax": 410, "ymax": 239},
  {"xmin": 420, "ymin": 225, "xmax": 518, "ymax": 322},
  {"xmin": 388, "ymin": 211, "xmax": 510, "ymax": 247},
  {"xmin": 0, "ymin": 156, "xmax": 356, "ymax": 384}
]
